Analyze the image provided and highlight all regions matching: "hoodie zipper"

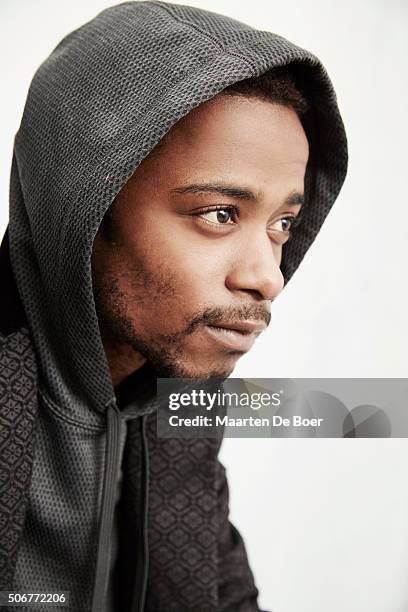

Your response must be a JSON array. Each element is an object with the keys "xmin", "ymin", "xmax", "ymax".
[
  {"xmin": 91, "ymin": 401, "xmax": 122, "ymax": 612},
  {"xmin": 91, "ymin": 403, "xmax": 151, "ymax": 612},
  {"xmin": 131, "ymin": 413, "xmax": 150, "ymax": 612}
]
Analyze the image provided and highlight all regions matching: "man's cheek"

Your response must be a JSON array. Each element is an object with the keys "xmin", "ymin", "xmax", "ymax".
[{"xmin": 130, "ymin": 291, "xmax": 181, "ymax": 332}]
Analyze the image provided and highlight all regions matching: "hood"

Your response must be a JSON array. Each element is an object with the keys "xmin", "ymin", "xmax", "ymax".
[{"xmin": 8, "ymin": 0, "xmax": 348, "ymax": 421}]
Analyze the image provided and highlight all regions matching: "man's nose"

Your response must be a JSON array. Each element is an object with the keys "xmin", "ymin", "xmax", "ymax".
[{"xmin": 225, "ymin": 233, "xmax": 285, "ymax": 301}]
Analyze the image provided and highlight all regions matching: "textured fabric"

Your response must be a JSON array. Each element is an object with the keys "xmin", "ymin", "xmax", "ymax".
[
  {"xmin": 144, "ymin": 411, "xmax": 260, "ymax": 612},
  {"xmin": 111, "ymin": 364, "xmax": 157, "ymax": 611},
  {"xmin": 12, "ymin": 390, "xmax": 106, "ymax": 611},
  {"xmin": 0, "ymin": 328, "xmax": 37, "ymax": 588},
  {"xmin": 0, "ymin": 1, "xmax": 348, "ymax": 610}
]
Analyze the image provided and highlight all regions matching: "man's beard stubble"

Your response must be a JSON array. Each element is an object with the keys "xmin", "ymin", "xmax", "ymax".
[
  {"xmin": 92, "ymin": 270, "xmax": 271, "ymax": 379},
  {"xmin": 93, "ymin": 272, "xmax": 186, "ymax": 377}
]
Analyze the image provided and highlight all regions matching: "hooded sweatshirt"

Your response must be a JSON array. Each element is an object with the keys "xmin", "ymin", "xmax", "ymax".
[{"xmin": 0, "ymin": 1, "xmax": 348, "ymax": 610}]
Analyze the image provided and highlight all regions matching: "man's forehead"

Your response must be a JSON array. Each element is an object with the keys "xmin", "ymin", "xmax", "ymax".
[
  {"xmin": 170, "ymin": 182, "xmax": 304, "ymax": 208},
  {"xmin": 157, "ymin": 103, "xmax": 306, "ymax": 157},
  {"xmin": 148, "ymin": 93, "xmax": 293, "ymax": 153},
  {"xmin": 125, "ymin": 96, "xmax": 309, "ymax": 203}
]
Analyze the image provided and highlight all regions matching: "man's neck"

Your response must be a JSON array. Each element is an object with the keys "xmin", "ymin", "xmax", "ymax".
[{"xmin": 102, "ymin": 339, "xmax": 147, "ymax": 387}]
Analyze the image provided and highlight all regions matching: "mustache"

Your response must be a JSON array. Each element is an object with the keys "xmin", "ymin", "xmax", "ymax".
[{"xmin": 185, "ymin": 305, "xmax": 271, "ymax": 335}]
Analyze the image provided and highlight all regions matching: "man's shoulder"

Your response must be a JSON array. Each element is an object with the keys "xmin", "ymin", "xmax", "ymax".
[{"xmin": 0, "ymin": 227, "xmax": 27, "ymax": 337}]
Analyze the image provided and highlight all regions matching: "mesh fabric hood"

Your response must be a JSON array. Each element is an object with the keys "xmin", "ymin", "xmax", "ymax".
[{"xmin": 8, "ymin": 0, "xmax": 348, "ymax": 420}]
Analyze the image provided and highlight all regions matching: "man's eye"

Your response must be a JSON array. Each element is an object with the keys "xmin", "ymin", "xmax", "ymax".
[
  {"xmin": 276, "ymin": 217, "xmax": 293, "ymax": 232},
  {"xmin": 267, "ymin": 214, "xmax": 302, "ymax": 244},
  {"xmin": 198, "ymin": 207, "xmax": 237, "ymax": 225},
  {"xmin": 270, "ymin": 215, "xmax": 301, "ymax": 234}
]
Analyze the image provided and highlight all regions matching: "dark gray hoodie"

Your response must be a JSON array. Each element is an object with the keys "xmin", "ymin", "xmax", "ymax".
[{"xmin": 0, "ymin": 1, "xmax": 347, "ymax": 610}]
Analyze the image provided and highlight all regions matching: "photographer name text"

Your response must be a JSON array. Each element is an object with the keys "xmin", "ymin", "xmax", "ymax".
[{"xmin": 168, "ymin": 415, "xmax": 324, "ymax": 428}]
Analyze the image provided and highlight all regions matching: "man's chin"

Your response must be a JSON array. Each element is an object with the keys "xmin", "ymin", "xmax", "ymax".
[
  {"xmin": 126, "ymin": 333, "xmax": 240, "ymax": 379},
  {"xmin": 149, "ymin": 356, "xmax": 237, "ymax": 380}
]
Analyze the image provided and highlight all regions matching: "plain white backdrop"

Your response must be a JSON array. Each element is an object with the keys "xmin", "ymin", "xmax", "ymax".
[{"xmin": 1, "ymin": 1, "xmax": 408, "ymax": 610}]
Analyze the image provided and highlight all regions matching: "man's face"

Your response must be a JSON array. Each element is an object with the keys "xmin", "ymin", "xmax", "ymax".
[{"xmin": 91, "ymin": 95, "xmax": 309, "ymax": 379}]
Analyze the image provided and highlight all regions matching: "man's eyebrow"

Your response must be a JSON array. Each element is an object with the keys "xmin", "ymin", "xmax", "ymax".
[
  {"xmin": 283, "ymin": 191, "xmax": 304, "ymax": 207},
  {"xmin": 171, "ymin": 182, "xmax": 304, "ymax": 207},
  {"xmin": 171, "ymin": 183, "xmax": 257, "ymax": 200}
]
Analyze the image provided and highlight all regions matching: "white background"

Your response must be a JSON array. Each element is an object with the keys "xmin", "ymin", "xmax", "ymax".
[{"xmin": 1, "ymin": 1, "xmax": 408, "ymax": 611}]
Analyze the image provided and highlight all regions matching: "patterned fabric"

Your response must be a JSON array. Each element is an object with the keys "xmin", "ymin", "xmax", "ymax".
[
  {"xmin": 2, "ymin": 1, "xmax": 348, "ymax": 609},
  {"xmin": 145, "ymin": 413, "xmax": 220, "ymax": 611},
  {"xmin": 0, "ymin": 329, "xmax": 37, "ymax": 588},
  {"xmin": 144, "ymin": 410, "xmax": 260, "ymax": 611}
]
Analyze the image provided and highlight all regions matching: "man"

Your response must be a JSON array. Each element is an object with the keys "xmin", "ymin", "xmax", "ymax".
[{"xmin": 0, "ymin": 1, "xmax": 347, "ymax": 611}]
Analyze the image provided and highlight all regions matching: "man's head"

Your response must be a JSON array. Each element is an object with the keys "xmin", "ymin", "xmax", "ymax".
[{"xmin": 91, "ymin": 68, "xmax": 309, "ymax": 382}]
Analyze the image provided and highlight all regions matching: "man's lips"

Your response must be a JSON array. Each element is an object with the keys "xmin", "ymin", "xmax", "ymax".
[
  {"xmin": 204, "ymin": 320, "xmax": 266, "ymax": 352},
  {"xmin": 209, "ymin": 321, "xmax": 267, "ymax": 333}
]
